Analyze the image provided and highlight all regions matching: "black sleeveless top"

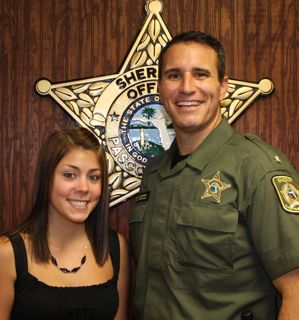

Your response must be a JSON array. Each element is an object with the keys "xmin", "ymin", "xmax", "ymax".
[{"xmin": 9, "ymin": 230, "xmax": 119, "ymax": 319}]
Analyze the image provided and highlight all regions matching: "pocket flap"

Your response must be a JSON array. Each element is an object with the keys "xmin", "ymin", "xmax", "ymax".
[{"xmin": 175, "ymin": 202, "xmax": 238, "ymax": 233}]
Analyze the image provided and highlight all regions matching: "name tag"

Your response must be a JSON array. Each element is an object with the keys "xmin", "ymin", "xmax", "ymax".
[{"xmin": 136, "ymin": 191, "xmax": 150, "ymax": 202}]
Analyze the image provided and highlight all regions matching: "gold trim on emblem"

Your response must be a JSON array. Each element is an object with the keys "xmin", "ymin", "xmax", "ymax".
[{"xmin": 35, "ymin": 0, "xmax": 274, "ymax": 207}]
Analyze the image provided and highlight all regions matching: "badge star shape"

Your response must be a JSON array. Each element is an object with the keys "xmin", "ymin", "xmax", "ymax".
[{"xmin": 201, "ymin": 171, "xmax": 231, "ymax": 203}]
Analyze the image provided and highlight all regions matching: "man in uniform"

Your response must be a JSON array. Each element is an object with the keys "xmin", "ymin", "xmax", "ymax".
[{"xmin": 129, "ymin": 31, "xmax": 299, "ymax": 319}]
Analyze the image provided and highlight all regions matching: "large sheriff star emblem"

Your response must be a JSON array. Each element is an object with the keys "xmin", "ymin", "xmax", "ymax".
[{"xmin": 35, "ymin": 0, "xmax": 274, "ymax": 207}]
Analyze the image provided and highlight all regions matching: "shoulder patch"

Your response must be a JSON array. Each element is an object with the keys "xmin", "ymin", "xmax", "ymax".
[{"xmin": 272, "ymin": 175, "xmax": 299, "ymax": 214}]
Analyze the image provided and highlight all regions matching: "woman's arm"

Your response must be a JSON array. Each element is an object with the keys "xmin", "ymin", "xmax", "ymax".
[
  {"xmin": 114, "ymin": 233, "xmax": 130, "ymax": 320},
  {"xmin": 0, "ymin": 236, "xmax": 16, "ymax": 319}
]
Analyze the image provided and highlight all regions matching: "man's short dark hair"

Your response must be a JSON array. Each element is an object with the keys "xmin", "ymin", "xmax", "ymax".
[{"xmin": 158, "ymin": 31, "xmax": 226, "ymax": 81}]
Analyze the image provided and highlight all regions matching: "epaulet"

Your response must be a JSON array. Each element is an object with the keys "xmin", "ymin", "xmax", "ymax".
[{"xmin": 243, "ymin": 133, "xmax": 291, "ymax": 171}]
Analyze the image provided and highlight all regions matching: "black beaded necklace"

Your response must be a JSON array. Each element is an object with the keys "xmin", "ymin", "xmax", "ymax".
[{"xmin": 50, "ymin": 254, "xmax": 87, "ymax": 273}]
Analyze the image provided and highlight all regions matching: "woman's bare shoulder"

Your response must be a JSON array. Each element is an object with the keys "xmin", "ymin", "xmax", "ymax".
[
  {"xmin": 0, "ymin": 235, "xmax": 16, "ymax": 278},
  {"xmin": 0, "ymin": 235, "xmax": 13, "ymax": 256}
]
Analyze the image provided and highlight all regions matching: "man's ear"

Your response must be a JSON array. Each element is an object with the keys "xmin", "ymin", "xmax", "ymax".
[
  {"xmin": 220, "ymin": 75, "xmax": 228, "ymax": 100},
  {"xmin": 157, "ymin": 79, "xmax": 160, "ymax": 94}
]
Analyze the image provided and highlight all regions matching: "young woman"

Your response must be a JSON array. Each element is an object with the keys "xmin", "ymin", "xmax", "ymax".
[{"xmin": 0, "ymin": 127, "xmax": 129, "ymax": 319}]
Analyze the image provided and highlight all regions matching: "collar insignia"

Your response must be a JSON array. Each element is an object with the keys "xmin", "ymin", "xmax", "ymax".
[
  {"xmin": 201, "ymin": 171, "xmax": 231, "ymax": 203},
  {"xmin": 273, "ymin": 155, "xmax": 282, "ymax": 163},
  {"xmin": 272, "ymin": 175, "xmax": 299, "ymax": 213}
]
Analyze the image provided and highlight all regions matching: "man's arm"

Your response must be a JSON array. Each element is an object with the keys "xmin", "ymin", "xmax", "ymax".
[{"xmin": 273, "ymin": 267, "xmax": 299, "ymax": 320}]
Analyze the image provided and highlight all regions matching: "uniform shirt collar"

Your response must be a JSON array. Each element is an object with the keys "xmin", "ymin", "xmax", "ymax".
[
  {"xmin": 148, "ymin": 118, "xmax": 234, "ymax": 175},
  {"xmin": 187, "ymin": 118, "xmax": 234, "ymax": 171}
]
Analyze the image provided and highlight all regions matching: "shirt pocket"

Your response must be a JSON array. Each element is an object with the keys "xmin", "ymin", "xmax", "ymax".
[
  {"xmin": 173, "ymin": 202, "xmax": 238, "ymax": 272},
  {"xmin": 129, "ymin": 201, "xmax": 147, "ymax": 260}
]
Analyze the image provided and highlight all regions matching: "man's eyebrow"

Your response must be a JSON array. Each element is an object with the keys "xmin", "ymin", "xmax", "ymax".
[
  {"xmin": 163, "ymin": 68, "xmax": 180, "ymax": 74},
  {"xmin": 192, "ymin": 67, "xmax": 211, "ymax": 75},
  {"xmin": 162, "ymin": 67, "xmax": 211, "ymax": 75}
]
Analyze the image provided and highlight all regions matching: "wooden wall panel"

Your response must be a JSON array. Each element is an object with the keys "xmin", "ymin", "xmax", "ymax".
[{"xmin": 0, "ymin": 0, "xmax": 298, "ymax": 239}]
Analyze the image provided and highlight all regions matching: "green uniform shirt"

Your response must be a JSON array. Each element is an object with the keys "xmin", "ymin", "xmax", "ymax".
[{"xmin": 130, "ymin": 119, "xmax": 299, "ymax": 320}]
